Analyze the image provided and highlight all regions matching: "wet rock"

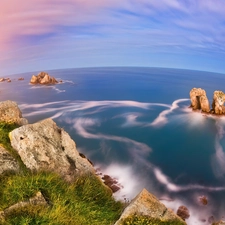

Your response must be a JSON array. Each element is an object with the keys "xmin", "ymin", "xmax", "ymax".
[
  {"xmin": 10, "ymin": 118, "xmax": 95, "ymax": 181},
  {"xmin": 114, "ymin": 188, "xmax": 186, "ymax": 225},
  {"xmin": 0, "ymin": 146, "xmax": 20, "ymax": 175},
  {"xmin": 102, "ymin": 174, "xmax": 120, "ymax": 193},
  {"xmin": 208, "ymin": 216, "xmax": 215, "ymax": 224},
  {"xmin": 0, "ymin": 100, "xmax": 28, "ymax": 125},
  {"xmin": 199, "ymin": 195, "xmax": 208, "ymax": 205},
  {"xmin": 30, "ymin": 72, "xmax": 58, "ymax": 85},
  {"xmin": 176, "ymin": 205, "xmax": 190, "ymax": 221}
]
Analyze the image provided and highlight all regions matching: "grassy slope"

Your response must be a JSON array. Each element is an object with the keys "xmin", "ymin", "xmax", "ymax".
[
  {"xmin": 0, "ymin": 122, "xmax": 184, "ymax": 225},
  {"xmin": 0, "ymin": 123, "xmax": 123, "ymax": 225}
]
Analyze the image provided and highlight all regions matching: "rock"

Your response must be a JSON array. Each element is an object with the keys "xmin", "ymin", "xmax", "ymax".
[
  {"xmin": 176, "ymin": 205, "xmax": 190, "ymax": 221},
  {"xmin": 30, "ymin": 72, "xmax": 58, "ymax": 85},
  {"xmin": 212, "ymin": 91, "xmax": 225, "ymax": 115},
  {"xmin": 114, "ymin": 188, "xmax": 186, "ymax": 225},
  {"xmin": 102, "ymin": 174, "xmax": 120, "ymax": 193},
  {"xmin": 0, "ymin": 100, "xmax": 28, "ymax": 125},
  {"xmin": 18, "ymin": 77, "xmax": 24, "ymax": 81},
  {"xmin": 213, "ymin": 220, "xmax": 225, "ymax": 225},
  {"xmin": 0, "ymin": 191, "xmax": 48, "ymax": 220},
  {"xmin": 199, "ymin": 195, "xmax": 208, "ymax": 205},
  {"xmin": 190, "ymin": 88, "xmax": 210, "ymax": 112},
  {"xmin": 0, "ymin": 146, "xmax": 20, "ymax": 175},
  {"xmin": 9, "ymin": 118, "xmax": 95, "ymax": 181},
  {"xmin": 0, "ymin": 78, "xmax": 5, "ymax": 82},
  {"xmin": 208, "ymin": 216, "xmax": 215, "ymax": 223}
]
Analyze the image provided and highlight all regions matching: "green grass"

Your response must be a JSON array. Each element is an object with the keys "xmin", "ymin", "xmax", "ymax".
[
  {"xmin": 0, "ymin": 172, "xmax": 123, "ymax": 225},
  {"xmin": 121, "ymin": 215, "xmax": 185, "ymax": 225}
]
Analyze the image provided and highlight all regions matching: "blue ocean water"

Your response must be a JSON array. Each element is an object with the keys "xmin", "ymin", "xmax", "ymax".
[{"xmin": 1, "ymin": 67, "xmax": 225, "ymax": 224}]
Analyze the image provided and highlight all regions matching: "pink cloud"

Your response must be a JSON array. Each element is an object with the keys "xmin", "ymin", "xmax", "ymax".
[{"xmin": 0, "ymin": 0, "xmax": 120, "ymax": 50}]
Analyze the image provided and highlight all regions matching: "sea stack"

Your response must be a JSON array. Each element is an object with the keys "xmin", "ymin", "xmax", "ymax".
[
  {"xmin": 189, "ymin": 88, "xmax": 210, "ymax": 113},
  {"xmin": 30, "ymin": 71, "xmax": 58, "ymax": 84},
  {"xmin": 190, "ymin": 88, "xmax": 225, "ymax": 115}
]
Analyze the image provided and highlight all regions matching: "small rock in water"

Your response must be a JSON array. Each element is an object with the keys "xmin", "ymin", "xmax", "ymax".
[{"xmin": 176, "ymin": 205, "xmax": 190, "ymax": 221}]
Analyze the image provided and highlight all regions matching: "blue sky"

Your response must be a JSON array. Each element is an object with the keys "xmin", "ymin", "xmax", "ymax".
[{"xmin": 1, "ymin": 0, "xmax": 225, "ymax": 75}]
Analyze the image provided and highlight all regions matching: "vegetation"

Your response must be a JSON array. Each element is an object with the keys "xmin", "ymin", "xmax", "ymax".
[
  {"xmin": 0, "ymin": 122, "xmax": 123, "ymax": 225},
  {"xmin": 0, "ymin": 122, "xmax": 184, "ymax": 225},
  {"xmin": 121, "ymin": 215, "xmax": 185, "ymax": 225},
  {"xmin": 0, "ymin": 172, "xmax": 123, "ymax": 225}
]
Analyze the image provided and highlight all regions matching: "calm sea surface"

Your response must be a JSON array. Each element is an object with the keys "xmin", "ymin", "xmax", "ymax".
[{"xmin": 1, "ymin": 67, "xmax": 225, "ymax": 224}]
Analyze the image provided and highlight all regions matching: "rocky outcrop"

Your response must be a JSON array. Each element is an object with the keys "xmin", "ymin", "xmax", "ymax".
[
  {"xmin": 0, "ymin": 191, "xmax": 48, "ymax": 220},
  {"xmin": 212, "ymin": 91, "xmax": 225, "ymax": 115},
  {"xmin": 0, "ymin": 146, "xmax": 20, "ymax": 175},
  {"xmin": 114, "ymin": 188, "xmax": 186, "ymax": 225},
  {"xmin": 0, "ymin": 78, "xmax": 11, "ymax": 83},
  {"xmin": 9, "ymin": 118, "xmax": 95, "ymax": 181},
  {"xmin": 189, "ymin": 88, "xmax": 225, "ymax": 115},
  {"xmin": 30, "ymin": 72, "xmax": 58, "ymax": 84},
  {"xmin": 176, "ymin": 205, "xmax": 190, "ymax": 221},
  {"xmin": 190, "ymin": 88, "xmax": 210, "ymax": 112},
  {"xmin": 0, "ymin": 100, "xmax": 28, "ymax": 125}
]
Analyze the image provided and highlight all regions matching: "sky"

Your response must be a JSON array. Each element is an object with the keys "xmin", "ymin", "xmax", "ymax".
[{"xmin": 1, "ymin": 0, "xmax": 225, "ymax": 76}]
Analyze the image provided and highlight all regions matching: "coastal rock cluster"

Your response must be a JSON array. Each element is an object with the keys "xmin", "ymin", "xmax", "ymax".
[
  {"xmin": 30, "ymin": 71, "xmax": 58, "ymax": 84},
  {"xmin": 190, "ymin": 88, "xmax": 225, "ymax": 115}
]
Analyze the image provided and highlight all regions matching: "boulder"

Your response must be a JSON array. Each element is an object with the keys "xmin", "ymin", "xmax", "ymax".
[
  {"xmin": 9, "ymin": 118, "xmax": 95, "ymax": 181},
  {"xmin": 0, "ymin": 146, "xmax": 20, "ymax": 175},
  {"xmin": 199, "ymin": 195, "xmax": 208, "ymax": 205},
  {"xmin": 0, "ymin": 100, "xmax": 28, "ymax": 125},
  {"xmin": 0, "ymin": 191, "xmax": 47, "ymax": 220},
  {"xmin": 114, "ymin": 188, "xmax": 186, "ymax": 225},
  {"xmin": 212, "ymin": 91, "xmax": 225, "ymax": 115},
  {"xmin": 190, "ymin": 88, "xmax": 210, "ymax": 112},
  {"xmin": 176, "ymin": 205, "xmax": 190, "ymax": 221},
  {"xmin": 30, "ymin": 72, "xmax": 58, "ymax": 85}
]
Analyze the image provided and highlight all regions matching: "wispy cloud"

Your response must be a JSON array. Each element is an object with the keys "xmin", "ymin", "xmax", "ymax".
[{"xmin": 1, "ymin": 0, "xmax": 225, "ymax": 74}]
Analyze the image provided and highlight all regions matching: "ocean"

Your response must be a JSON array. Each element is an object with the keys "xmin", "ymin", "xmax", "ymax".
[{"xmin": 1, "ymin": 67, "xmax": 225, "ymax": 224}]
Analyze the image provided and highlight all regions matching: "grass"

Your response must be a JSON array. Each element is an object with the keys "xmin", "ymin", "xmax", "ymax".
[
  {"xmin": 0, "ymin": 172, "xmax": 123, "ymax": 225},
  {"xmin": 121, "ymin": 215, "xmax": 185, "ymax": 225},
  {"xmin": 0, "ymin": 122, "xmax": 185, "ymax": 225}
]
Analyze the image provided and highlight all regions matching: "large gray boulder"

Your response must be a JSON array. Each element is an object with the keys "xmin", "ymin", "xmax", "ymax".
[
  {"xmin": 9, "ymin": 118, "xmax": 95, "ymax": 181},
  {"xmin": 114, "ymin": 188, "xmax": 186, "ymax": 225},
  {"xmin": 0, "ymin": 100, "xmax": 28, "ymax": 125},
  {"xmin": 0, "ymin": 146, "xmax": 20, "ymax": 175}
]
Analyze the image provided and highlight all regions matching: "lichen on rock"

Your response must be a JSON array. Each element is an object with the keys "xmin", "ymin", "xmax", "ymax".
[
  {"xmin": 10, "ymin": 118, "xmax": 95, "ymax": 181},
  {"xmin": 114, "ymin": 188, "xmax": 186, "ymax": 225},
  {"xmin": 0, "ymin": 100, "xmax": 28, "ymax": 125}
]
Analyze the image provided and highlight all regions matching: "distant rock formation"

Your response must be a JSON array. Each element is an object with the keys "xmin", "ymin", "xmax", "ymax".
[
  {"xmin": 190, "ymin": 88, "xmax": 225, "ymax": 115},
  {"xmin": 114, "ymin": 188, "xmax": 186, "ymax": 225},
  {"xmin": 212, "ymin": 91, "xmax": 225, "ymax": 115},
  {"xmin": 30, "ymin": 72, "xmax": 58, "ymax": 85},
  {"xmin": 190, "ymin": 88, "xmax": 210, "ymax": 112},
  {"xmin": 10, "ymin": 118, "xmax": 95, "ymax": 181},
  {"xmin": 0, "ymin": 78, "xmax": 12, "ymax": 83},
  {"xmin": 0, "ymin": 146, "xmax": 20, "ymax": 175},
  {"xmin": 0, "ymin": 100, "xmax": 28, "ymax": 125}
]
